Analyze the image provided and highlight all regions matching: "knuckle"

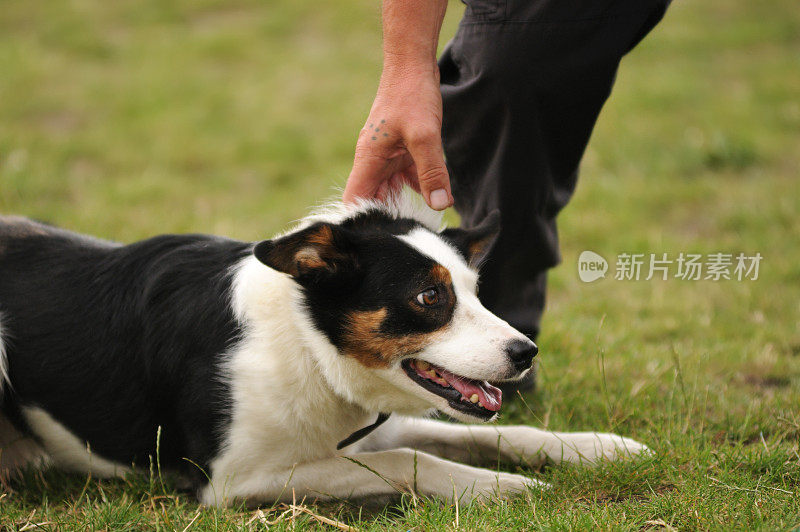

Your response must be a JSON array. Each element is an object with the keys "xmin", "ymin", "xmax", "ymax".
[
  {"xmin": 416, "ymin": 165, "xmax": 448, "ymax": 184},
  {"xmin": 407, "ymin": 126, "xmax": 440, "ymax": 146}
]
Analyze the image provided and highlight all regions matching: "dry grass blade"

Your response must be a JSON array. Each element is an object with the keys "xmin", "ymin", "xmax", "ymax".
[
  {"xmin": 289, "ymin": 504, "xmax": 358, "ymax": 532},
  {"xmin": 181, "ymin": 508, "xmax": 202, "ymax": 532},
  {"xmin": 18, "ymin": 522, "xmax": 56, "ymax": 531},
  {"xmin": 247, "ymin": 507, "xmax": 293, "ymax": 527},
  {"xmin": 707, "ymin": 475, "xmax": 795, "ymax": 496},
  {"xmin": 246, "ymin": 508, "xmax": 267, "ymax": 526}
]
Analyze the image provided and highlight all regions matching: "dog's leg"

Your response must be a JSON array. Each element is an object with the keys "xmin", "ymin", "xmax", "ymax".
[
  {"xmin": 202, "ymin": 447, "xmax": 543, "ymax": 507},
  {"xmin": 359, "ymin": 417, "xmax": 650, "ymax": 467},
  {"xmin": 0, "ymin": 414, "xmax": 49, "ymax": 482}
]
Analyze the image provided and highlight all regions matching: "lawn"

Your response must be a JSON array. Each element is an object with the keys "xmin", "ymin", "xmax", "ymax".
[{"xmin": 1, "ymin": 0, "xmax": 799, "ymax": 530}]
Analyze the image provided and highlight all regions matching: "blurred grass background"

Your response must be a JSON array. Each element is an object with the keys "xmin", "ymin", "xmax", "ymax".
[{"xmin": 1, "ymin": 0, "xmax": 800, "ymax": 529}]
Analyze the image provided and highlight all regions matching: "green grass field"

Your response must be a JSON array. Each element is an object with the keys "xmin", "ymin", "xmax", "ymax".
[{"xmin": 1, "ymin": 0, "xmax": 799, "ymax": 529}]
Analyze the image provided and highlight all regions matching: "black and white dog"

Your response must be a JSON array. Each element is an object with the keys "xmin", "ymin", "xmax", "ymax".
[{"xmin": 0, "ymin": 193, "xmax": 648, "ymax": 505}]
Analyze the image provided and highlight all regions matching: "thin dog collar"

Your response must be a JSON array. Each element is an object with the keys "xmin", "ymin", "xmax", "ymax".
[{"xmin": 336, "ymin": 412, "xmax": 391, "ymax": 450}]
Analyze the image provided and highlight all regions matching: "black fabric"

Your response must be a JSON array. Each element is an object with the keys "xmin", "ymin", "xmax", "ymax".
[{"xmin": 439, "ymin": 0, "xmax": 670, "ymax": 339}]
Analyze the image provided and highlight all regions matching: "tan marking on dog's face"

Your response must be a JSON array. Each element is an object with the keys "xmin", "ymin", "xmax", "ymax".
[
  {"xmin": 430, "ymin": 264, "xmax": 451, "ymax": 285},
  {"xmin": 343, "ymin": 308, "xmax": 448, "ymax": 368}
]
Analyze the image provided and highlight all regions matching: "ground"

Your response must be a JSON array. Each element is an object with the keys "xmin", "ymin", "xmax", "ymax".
[{"xmin": 1, "ymin": 0, "xmax": 799, "ymax": 530}]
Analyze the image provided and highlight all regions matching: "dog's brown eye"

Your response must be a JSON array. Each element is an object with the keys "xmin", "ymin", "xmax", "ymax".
[{"xmin": 416, "ymin": 288, "xmax": 439, "ymax": 307}]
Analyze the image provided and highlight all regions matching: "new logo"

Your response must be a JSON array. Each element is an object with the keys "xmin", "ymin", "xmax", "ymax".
[{"xmin": 578, "ymin": 250, "xmax": 608, "ymax": 283}]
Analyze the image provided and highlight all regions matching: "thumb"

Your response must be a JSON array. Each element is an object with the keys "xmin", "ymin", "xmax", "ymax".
[{"xmin": 406, "ymin": 131, "xmax": 453, "ymax": 211}]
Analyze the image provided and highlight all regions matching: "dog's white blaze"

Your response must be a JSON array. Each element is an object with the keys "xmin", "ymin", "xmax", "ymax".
[
  {"xmin": 398, "ymin": 227, "xmax": 480, "ymax": 291},
  {"xmin": 399, "ymin": 228, "xmax": 527, "ymax": 382},
  {"xmin": 21, "ymin": 407, "xmax": 128, "ymax": 478}
]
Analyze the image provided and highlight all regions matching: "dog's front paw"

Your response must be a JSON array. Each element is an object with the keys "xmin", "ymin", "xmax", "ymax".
[{"xmin": 549, "ymin": 432, "xmax": 651, "ymax": 464}]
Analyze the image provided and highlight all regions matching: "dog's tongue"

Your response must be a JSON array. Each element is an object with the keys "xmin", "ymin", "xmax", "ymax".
[{"xmin": 438, "ymin": 368, "xmax": 503, "ymax": 411}]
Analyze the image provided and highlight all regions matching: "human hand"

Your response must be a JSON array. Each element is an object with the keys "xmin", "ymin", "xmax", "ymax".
[{"xmin": 343, "ymin": 64, "xmax": 453, "ymax": 211}]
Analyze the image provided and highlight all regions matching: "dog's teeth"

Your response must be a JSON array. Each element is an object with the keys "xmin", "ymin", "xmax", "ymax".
[
  {"xmin": 426, "ymin": 370, "xmax": 437, "ymax": 379},
  {"xmin": 469, "ymin": 394, "xmax": 479, "ymax": 403},
  {"xmin": 417, "ymin": 360, "xmax": 430, "ymax": 371},
  {"xmin": 438, "ymin": 378, "xmax": 448, "ymax": 386}
]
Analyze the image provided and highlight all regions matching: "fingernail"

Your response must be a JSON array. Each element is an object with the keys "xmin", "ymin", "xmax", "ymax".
[{"xmin": 430, "ymin": 189, "xmax": 450, "ymax": 210}]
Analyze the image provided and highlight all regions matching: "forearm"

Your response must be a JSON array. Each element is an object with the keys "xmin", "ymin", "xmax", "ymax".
[
  {"xmin": 344, "ymin": 0, "xmax": 453, "ymax": 210},
  {"xmin": 382, "ymin": 0, "xmax": 448, "ymax": 75}
]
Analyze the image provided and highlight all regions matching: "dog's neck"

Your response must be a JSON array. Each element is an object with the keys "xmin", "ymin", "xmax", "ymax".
[{"xmin": 224, "ymin": 257, "xmax": 372, "ymax": 449}]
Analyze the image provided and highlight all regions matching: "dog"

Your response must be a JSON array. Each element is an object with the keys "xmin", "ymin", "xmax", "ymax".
[{"xmin": 0, "ymin": 193, "xmax": 648, "ymax": 506}]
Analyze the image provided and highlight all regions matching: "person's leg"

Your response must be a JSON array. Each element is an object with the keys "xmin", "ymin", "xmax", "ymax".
[{"xmin": 439, "ymin": 0, "xmax": 670, "ymax": 365}]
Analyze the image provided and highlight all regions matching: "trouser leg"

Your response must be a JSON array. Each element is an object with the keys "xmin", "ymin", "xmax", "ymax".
[{"xmin": 439, "ymin": 0, "xmax": 671, "ymax": 342}]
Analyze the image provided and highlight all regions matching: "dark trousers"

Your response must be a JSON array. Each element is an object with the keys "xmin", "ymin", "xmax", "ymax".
[{"xmin": 439, "ymin": 0, "xmax": 670, "ymax": 340}]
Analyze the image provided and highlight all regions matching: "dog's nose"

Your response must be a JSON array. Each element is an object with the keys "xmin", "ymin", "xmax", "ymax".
[{"xmin": 506, "ymin": 338, "xmax": 538, "ymax": 372}]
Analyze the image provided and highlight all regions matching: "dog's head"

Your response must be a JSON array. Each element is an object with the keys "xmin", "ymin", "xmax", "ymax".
[{"xmin": 253, "ymin": 195, "xmax": 536, "ymax": 422}]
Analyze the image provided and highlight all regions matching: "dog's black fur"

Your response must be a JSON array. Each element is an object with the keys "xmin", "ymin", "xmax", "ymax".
[{"xmin": 0, "ymin": 219, "xmax": 250, "ymax": 481}]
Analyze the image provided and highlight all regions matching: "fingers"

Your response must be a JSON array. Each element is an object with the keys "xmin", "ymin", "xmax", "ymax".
[
  {"xmin": 405, "ymin": 129, "xmax": 453, "ymax": 210},
  {"xmin": 344, "ymin": 110, "xmax": 453, "ymax": 211}
]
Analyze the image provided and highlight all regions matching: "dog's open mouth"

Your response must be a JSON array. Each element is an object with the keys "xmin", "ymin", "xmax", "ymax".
[{"xmin": 402, "ymin": 359, "xmax": 502, "ymax": 419}]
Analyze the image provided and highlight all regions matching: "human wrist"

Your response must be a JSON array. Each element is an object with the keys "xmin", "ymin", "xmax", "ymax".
[
  {"xmin": 383, "ymin": 51, "xmax": 439, "ymax": 77},
  {"xmin": 381, "ymin": 0, "xmax": 447, "ymax": 81}
]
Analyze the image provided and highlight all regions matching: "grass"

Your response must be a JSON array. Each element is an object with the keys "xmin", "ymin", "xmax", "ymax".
[{"xmin": 1, "ymin": 0, "xmax": 799, "ymax": 529}]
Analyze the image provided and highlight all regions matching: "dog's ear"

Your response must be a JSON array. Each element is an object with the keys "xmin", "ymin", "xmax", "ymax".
[
  {"xmin": 440, "ymin": 210, "xmax": 501, "ymax": 268},
  {"xmin": 254, "ymin": 223, "xmax": 357, "ymax": 282}
]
